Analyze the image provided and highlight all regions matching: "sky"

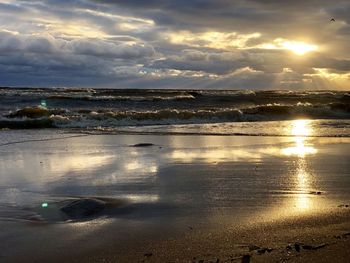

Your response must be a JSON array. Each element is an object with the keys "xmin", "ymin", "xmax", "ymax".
[{"xmin": 0, "ymin": 0, "xmax": 350, "ymax": 89}]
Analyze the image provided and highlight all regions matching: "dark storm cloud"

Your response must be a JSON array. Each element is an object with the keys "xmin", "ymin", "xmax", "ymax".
[
  {"xmin": 0, "ymin": 30, "xmax": 155, "ymax": 86},
  {"xmin": 150, "ymin": 47, "xmax": 350, "ymax": 76},
  {"xmin": 327, "ymin": 3, "xmax": 350, "ymax": 22},
  {"xmin": 92, "ymin": 0, "xmax": 273, "ymax": 31},
  {"xmin": 0, "ymin": 0, "xmax": 349, "ymax": 89},
  {"xmin": 70, "ymin": 40, "xmax": 155, "ymax": 59},
  {"xmin": 150, "ymin": 50, "xmax": 248, "ymax": 75},
  {"xmin": 91, "ymin": 0, "xmax": 342, "ymax": 27},
  {"xmin": 0, "ymin": 32, "xmax": 155, "ymax": 59}
]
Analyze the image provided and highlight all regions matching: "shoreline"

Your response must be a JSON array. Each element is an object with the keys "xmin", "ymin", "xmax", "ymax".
[{"xmin": 0, "ymin": 131, "xmax": 349, "ymax": 262}]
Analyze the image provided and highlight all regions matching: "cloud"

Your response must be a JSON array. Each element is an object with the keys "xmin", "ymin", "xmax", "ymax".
[
  {"xmin": 0, "ymin": 2, "xmax": 28, "ymax": 13},
  {"xmin": 0, "ymin": 0, "xmax": 349, "ymax": 89},
  {"xmin": 0, "ymin": 32, "xmax": 23, "ymax": 52},
  {"xmin": 150, "ymin": 50, "xmax": 248, "ymax": 75},
  {"xmin": 0, "ymin": 31, "xmax": 154, "ymax": 58},
  {"xmin": 0, "ymin": 30, "xmax": 156, "ymax": 86},
  {"xmin": 69, "ymin": 39, "xmax": 155, "ymax": 59}
]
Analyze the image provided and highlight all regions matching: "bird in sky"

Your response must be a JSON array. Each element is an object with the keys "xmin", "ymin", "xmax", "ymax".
[{"xmin": 331, "ymin": 18, "xmax": 336, "ymax": 22}]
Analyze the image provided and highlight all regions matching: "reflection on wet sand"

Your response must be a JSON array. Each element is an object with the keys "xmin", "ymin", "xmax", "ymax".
[
  {"xmin": 282, "ymin": 120, "xmax": 317, "ymax": 157},
  {"xmin": 295, "ymin": 159, "xmax": 312, "ymax": 209},
  {"xmin": 49, "ymin": 154, "xmax": 114, "ymax": 174},
  {"xmin": 2, "ymin": 120, "xmax": 348, "ymax": 226},
  {"xmin": 170, "ymin": 148, "xmax": 262, "ymax": 163},
  {"xmin": 282, "ymin": 120, "xmax": 318, "ymax": 211},
  {"xmin": 125, "ymin": 160, "xmax": 158, "ymax": 173}
]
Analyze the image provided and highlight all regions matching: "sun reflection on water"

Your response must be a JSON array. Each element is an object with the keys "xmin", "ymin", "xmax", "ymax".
[
  {"xmin": 170, "ymin": 148, "xmax": 262, "ymax": 163},
  {"xmin": 282, "ymin": 120, "xmax": 317, "ymax": 210},
  {"xmin": 295, "ymin": 159, "xmax": 311, "ymax": 209},
  {"xmin": 282, "ymin": 120, "xmax": 317, "ymax": 157}
]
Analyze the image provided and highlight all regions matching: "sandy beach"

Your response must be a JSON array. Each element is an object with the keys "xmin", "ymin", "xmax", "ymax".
[
  {"xmin": 0, "ymin": 130, "xmax": 350, "ymax": 262},
  {"xmin": 2, "ymin": 0, "xmax": 350, "ymax": 261}
]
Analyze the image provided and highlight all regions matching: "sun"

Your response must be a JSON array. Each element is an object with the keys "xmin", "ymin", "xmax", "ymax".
[
  {"xmin": 281, "ymin": 41, "xmax": 318, "ymax": 56},
  {"xmin": 259, "ymin": 38, "xmax": 319, "ymax": 56}
]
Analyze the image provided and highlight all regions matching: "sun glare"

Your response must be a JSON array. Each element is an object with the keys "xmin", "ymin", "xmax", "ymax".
[
  {"xmin": 282, "ymin": 41, "xmax": 318, "ymax": 56},
  {"xmin": 291, "ymin": 119, "xmax": 311, "ymax": 136},
  {"xmin": 282, "ymin": 120, "xmax": 317, "ymax": 157}
]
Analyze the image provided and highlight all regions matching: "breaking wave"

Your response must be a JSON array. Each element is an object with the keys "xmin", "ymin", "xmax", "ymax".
[
  {"xmin": 1, "ymin": 102, "xmax": 349, "ymax": 129},
  {"xmin": 1, "ymin": 88, "xmax": 349, "ymax": 130}
]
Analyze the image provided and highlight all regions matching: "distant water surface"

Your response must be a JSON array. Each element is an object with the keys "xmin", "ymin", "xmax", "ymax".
[{"xmin": 1, "ymin": 88, "xmax": 349, "ymax": 134}]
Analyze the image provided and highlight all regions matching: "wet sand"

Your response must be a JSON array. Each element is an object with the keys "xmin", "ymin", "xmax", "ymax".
[
  {"xmin": 0, "ymin": 130, "xmax": 350, "ymax": 262},
  {"xmin": 82, "ymin": 210, "xmax": 350, "ymax": 263}
]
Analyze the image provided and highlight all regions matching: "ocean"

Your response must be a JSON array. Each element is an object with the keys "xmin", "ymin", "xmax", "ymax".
[
  {"xmin": 1, "ymin": 87, "xmax": 350, "ymax": 137},
  {"xmin": 1, "ymin": 88, "xmax": 350, "ymax": 262}
]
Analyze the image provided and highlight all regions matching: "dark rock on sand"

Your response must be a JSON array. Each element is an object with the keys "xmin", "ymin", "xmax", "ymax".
[
  {"xmin": 287, "ymin": 242, "xmax": 327, "ymax": 252},
  {"xmin": 60, "ymin": 198, "xmax": 106, "ymax": 219},
  {"xmin": 341, "ymin": 232, "xmax": 350, "ymax": 238},
  {"xmin": 247, "ymin": 244, "xmax": 273, "ymax": 254},
  {"xmin": 241, "ymin": 254, "xmax": 251, "ymax": 263},
  {"xmin": 309, "ymin": 191, "xmax": 322, "ymax": 195},
  {"xmin": 257, "ymin": 247, "xmax": 273, "ymax": 254},
  {"xmin": 248, "ymin": 245, "xmax": 260, "ymax": 251},
  {"xmin": 131, "ymin": 143, "xmax": 155, "ymax": 147},
  {"xmin": 192, "ymin": 257, "xmax": 219, "ymax": 263},
  {"xmin": 301, "ymin": 243, "xmax": 327, "ymax": 250}
]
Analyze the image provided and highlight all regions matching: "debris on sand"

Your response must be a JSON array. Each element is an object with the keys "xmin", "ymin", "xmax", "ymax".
[
  {"xmin": 60, "ymin": 198, "xmax": 106, "ymax": 219},
  {"xmin": 248, "ymin": 245, "xmax": 273, "ymax": 254},
  {"xmin": 257, "ymin": 247, "xmax": 273, "ymax": 254},
  {"xmin": 248, "ymin": 245, "xmax": 260, "ymax": 251},
  {"xmin": 294, "ymin": 243, "xmax": 301, "ymax": 252},
  {"xmin": 309, "ymin": 191, "xmax": 322, "ymax": 195},
  {"xmin": 241, "ymin": 254, "xmax": 251, "ymax": 263},
  {"xmin": 301, "ymin": 243, "xmax": 327, "ymax": 250},
  {"xmin": 335, "ymin": 232, "xmax": 350, "ymax": 239},
  {"xmin": 287, "ymin": 242, "xmax": 327, "ymax": 252},
  {"xmin": 131, "ymin": 143, "xmax": 155, "ymax": 147}
]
